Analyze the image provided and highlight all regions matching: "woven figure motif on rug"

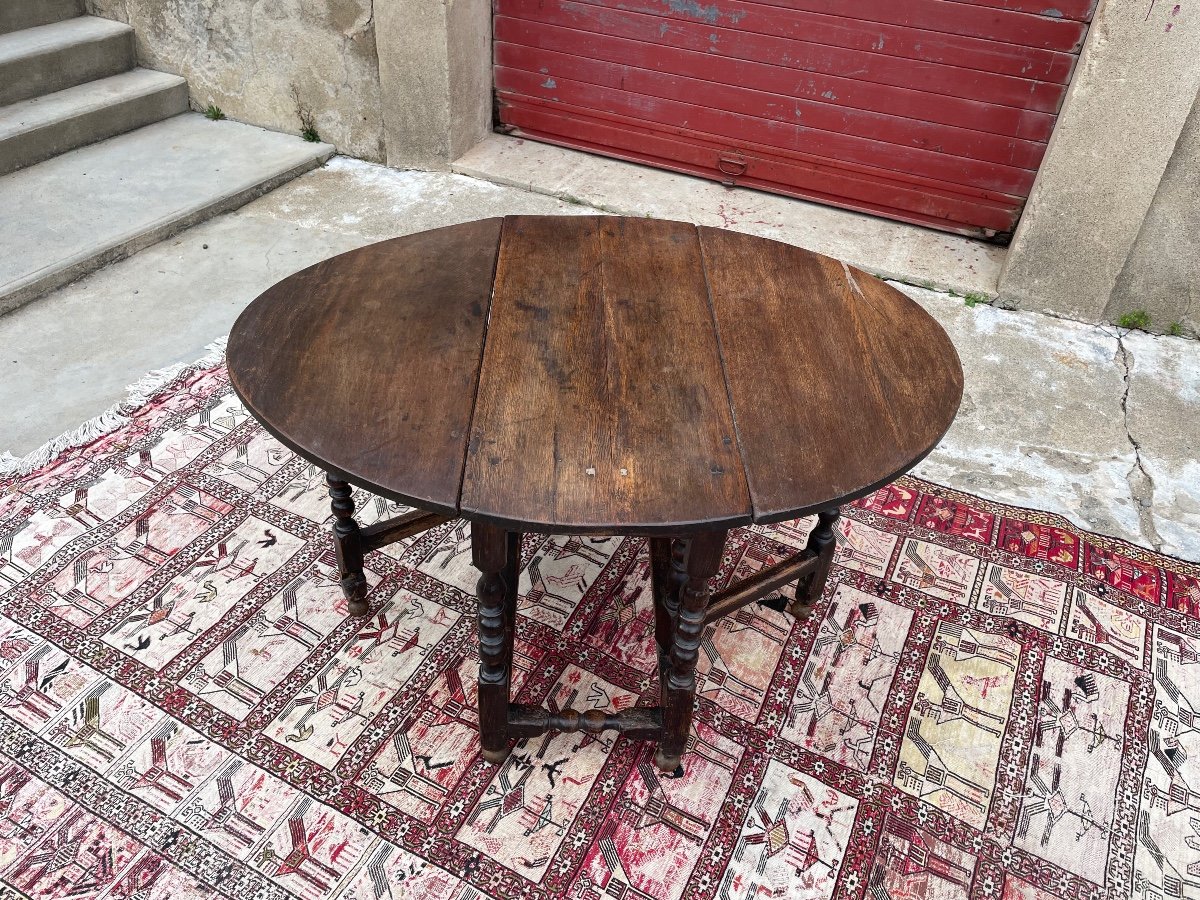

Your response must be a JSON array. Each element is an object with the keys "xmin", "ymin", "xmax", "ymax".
[{"xmin": 1, "ymin": 358, "xmax": 1198, "ymax": 900}]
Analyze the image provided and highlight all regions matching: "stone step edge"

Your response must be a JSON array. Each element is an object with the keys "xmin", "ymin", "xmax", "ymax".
[
  {"xmin": 0, "ymin": 70, "xmax": 189, "ymax": 174},
  {"xmin": 0, "ymin": 134, "xmax": 334, "ymax": 317}
]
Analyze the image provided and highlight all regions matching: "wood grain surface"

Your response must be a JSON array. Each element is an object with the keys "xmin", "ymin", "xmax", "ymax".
[
  {"xmin": 460, "ymin": 216, "xmax": 750, "ymax": 532},
  {"xmin": 698, "ymin": 225, "xmax": 962, "ymax": 523},
  {"xmin": 227, "ymin": 215, "xmax": 962, "ymax": 533},
  {"xmin": 226, "ymin": 218, "xmax": 503, "ymax": 514}
]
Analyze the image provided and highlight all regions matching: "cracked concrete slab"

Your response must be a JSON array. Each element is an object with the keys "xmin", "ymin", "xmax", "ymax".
[
  {"xmin": 1111, "ymin": 328, "xmax": 1164, "ymax": 555},
  {"xmin": 1121, "ymin": 330, "xmax": 1200, "ymax": 560},
  {"xmin": 0, "ymin": 154, "xmax": 1196, "ymax": 563},
  {"xmin": 903, "ymin": 288, "xmax": 1158, "ymax": 551}
]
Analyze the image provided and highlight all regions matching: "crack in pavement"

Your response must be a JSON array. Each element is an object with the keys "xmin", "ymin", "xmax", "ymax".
[{"xmin": 1104, "ymin": 324, "xmax": 1165, "ymax": 553}]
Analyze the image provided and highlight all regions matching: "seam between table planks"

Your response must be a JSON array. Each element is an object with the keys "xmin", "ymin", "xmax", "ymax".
[
  {"xmin": 453, "ymin": 216, "xmax": 508, "ymax": 518},
  {"xmin": 696, "ymin": 226, "xmax": 756, "ymax": 525}
]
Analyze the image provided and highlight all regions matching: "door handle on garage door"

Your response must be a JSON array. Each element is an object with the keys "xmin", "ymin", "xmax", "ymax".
[{"xmin": 716, "ymin": 152, "xmax": 747, "ymax": 183}]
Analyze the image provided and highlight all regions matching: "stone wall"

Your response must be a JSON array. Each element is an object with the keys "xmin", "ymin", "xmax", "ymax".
[
  {"xmin": 84, "ymin": 0, "xmax": 386, "ymax": 162},
  {"xmin": 375, "ymin": 0, "xmax": 491, "ymax": 171},
  {"xmin": 1108, "ymin": 94, "xmax": 1200, "ymax": 336},
  {"xmin": 997, "ymin": 0, "xmax": 1200, "ymax": 327}
]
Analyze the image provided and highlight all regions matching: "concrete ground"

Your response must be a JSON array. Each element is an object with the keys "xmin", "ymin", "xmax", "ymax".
[
  {"xmin": 1, "ymin": 156, "xmax": 1196, "ymax": 563},
  {"xmin": 0, "ymin": 114, "xmax": 333, "ymax": 315},
  {"xmin": 456, "ymin": 135, "xmax": 1005, "ymax": 300}
]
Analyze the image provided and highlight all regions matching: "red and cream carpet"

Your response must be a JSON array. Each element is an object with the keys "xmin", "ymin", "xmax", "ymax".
[{"xmin": 0, "ymin": 354, "xmax": 1197, "ymax": 900}]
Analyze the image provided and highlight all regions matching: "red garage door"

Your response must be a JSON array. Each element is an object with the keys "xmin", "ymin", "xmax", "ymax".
[{"xmin": 493, "ymin": 0, "xmax": 1094, "ymax": 240}]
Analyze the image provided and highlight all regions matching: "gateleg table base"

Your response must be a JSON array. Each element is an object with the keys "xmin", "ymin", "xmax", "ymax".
[{"xmin": 323, "ymin": 477, "xmax": 841, "ymax": 772}]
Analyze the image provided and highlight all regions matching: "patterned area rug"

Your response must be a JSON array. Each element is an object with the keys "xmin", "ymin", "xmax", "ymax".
[{"xmin": 1, "ymin": 355, "xmax": 1198, "ymax": 900}]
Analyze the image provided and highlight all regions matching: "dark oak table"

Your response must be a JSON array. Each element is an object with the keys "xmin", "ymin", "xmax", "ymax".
[{"xmin": 227, "ymin": 216, "xmax": 962, "ymax": 772}]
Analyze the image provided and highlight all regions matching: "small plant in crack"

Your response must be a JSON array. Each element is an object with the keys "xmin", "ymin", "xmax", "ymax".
[
  {"xmin": 1116, "ymin": 309, "xmax": 1152, "ymax": 330},
  {"xmin": 291, "ymin": 85, "xmax": 321, "ymax": 143},
  {"xmin": 963, "ymin": 292, "xmax": 991, "ymax": 308},
  {"xmin": 1169, "ymin": 322, "xmax": 1184, "ymax": 337},
  {"xmin": 203, "ymin": 103, "xmax": 225, "ymax": 121}
]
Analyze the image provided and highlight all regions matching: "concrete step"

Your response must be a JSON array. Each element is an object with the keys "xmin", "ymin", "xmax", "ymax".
[
  {"xmin": 0, "ymin": 113, "xmax": 334, "ymax": 315},
  {"xmin": 0, "ymin": 0, "xmax": 82, "ymax": 35},
  {"xmin": 0, "ymin": 69, "xmax": 189, "ymax": 176},
  {"xmin": 0, "ymin": 17, "xmax": 134, "ymax": 107}
]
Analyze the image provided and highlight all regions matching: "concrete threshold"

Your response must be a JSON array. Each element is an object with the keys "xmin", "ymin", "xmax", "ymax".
[{"xmin": 453, "ymin": 134, "xmax": 1005, "ymax": 300}]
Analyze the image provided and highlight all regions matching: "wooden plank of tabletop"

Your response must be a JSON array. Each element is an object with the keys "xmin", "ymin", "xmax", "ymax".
[
  {"xmin": 460, "ymin": 215, "xmax": 751, "ymax": 533},
  {"xmin": 697, "ymin": 226, "xmax": 962, "ymax": 523},
  {"xmin": 226, "ymin": 218, "xmax": 504, "ymax": 515}
]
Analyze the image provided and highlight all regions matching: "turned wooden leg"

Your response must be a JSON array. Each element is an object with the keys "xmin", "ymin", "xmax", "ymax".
[
  {"xmin": 327, "ymin": 474, "xmax": 369, "ymax": 616},
  {"xmin": 789, "ymin": 507, "xmax": 840, "ymax": 621},
  {"xmin": 656, "ymin": 529, "xmax": 727, "ymax": 772},
  {"xmin": 473, "ymin": 521, "xmax": 518, "ymax": 765}
]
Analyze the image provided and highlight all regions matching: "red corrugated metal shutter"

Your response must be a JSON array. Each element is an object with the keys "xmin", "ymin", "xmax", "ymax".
[{"xmin": 493, "ymin": 0, "xmax": 1095, "ymax": 240}]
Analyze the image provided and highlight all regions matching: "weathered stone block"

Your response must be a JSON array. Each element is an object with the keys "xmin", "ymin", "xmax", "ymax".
[{"xmin": 85, "ymin": 0, "xmax": 385, "ymax": 161}]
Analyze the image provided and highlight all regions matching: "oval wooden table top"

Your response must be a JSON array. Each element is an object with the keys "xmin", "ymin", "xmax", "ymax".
[{"xmin": 227, "ymin": 216, "xmax": 963, "ymax": 535}]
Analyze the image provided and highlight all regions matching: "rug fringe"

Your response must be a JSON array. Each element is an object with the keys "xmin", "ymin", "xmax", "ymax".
[{"xmin": 0, "ymin": 338, "xmax": 228, "ymax": 479}]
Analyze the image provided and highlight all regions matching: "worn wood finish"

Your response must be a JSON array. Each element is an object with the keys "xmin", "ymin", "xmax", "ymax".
[
  {"xmin": 667, "ymin": 539, "xmax": 689, "ymax": 618},
  {"xmin": 461, "ymin": 216, "xmax": 750, "ymax": 533},
  {"xmin": 229, "ymin": 217, "xmax": 961, "ymax": 533},
  {"xmin": 702, "ymin": 553, "xmax": 818, "ymax": 625},
  {"xmin": 472, "ymin": 521, "xmax": 516, "ymax": 764},
  {"xmin": 503, "ymin": 530, "xmax": 520, "ymax": 647},
  {"xmin": 324, "ymin": 487, "xmax": 454, "ymax": 616},
  {"xmin": 226, "ymin": 218, "xmax": 503, "ymax": 515},
  {"xmin": 697, "ymin": 225, "xmax": 962, "ymax": 524},
  {"xmin": 657, "ymin": 529, "xmax": 727, "ymax": 772},
  {"xmin": 326, "ymin": 475, "xmax": 369, "ymax": 616},
  {"xmin": 648, "ymin": 537, "xmax": 675, "ymax": 659},
  {"xmin": 791, "ymin": 508, "xmax": 840, "ymax": 621},
  {"xmin": 228, "ymin": 215, "xmax": 964, "ymax": 770}
]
